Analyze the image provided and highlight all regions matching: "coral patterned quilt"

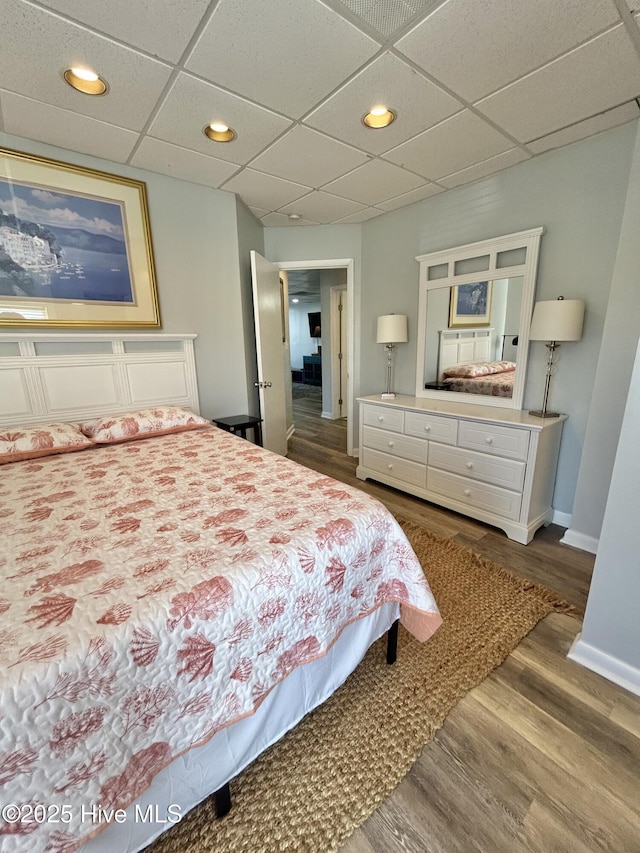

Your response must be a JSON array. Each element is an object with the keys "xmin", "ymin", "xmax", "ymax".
[{"xmin": 0, "ymin": 427, "xmax": 441, "ymax": 852}]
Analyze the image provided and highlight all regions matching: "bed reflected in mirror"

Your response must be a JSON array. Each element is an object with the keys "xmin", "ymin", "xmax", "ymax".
[
  {"xmin": 415, "ymin": 228, "xmax": 544, "ymax": 411},
  {"xmin": 422, "ymin": 276, "xmax": 523, "ymax": 400}
]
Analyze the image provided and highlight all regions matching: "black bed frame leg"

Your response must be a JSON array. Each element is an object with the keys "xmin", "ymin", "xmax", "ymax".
[
  {"xmin": 386, "ymin": 619, "xmax": 399, "ymax": 665},
  {"xmin": 214, "ymin": 782, "xmax": 232, "ymax": 818}
]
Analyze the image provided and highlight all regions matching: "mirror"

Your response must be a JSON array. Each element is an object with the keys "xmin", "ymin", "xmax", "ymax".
[{"xmin": 415, "ymin": 228, "xmax": 544, "ymax": 410}]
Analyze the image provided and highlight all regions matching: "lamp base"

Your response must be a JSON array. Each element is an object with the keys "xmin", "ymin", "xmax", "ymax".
[
  {"xmin": 381, "ymin": 392, "xmax": 396, "ymax": 400},
  {"xmin": 529, "ymin": 409, "xmax": 561, "ymax": 418}
]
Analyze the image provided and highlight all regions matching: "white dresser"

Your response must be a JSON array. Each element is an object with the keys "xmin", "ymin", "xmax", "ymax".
[{"xmin": 356, "ymin": 395, "xmax": 565, "ymax": 544}]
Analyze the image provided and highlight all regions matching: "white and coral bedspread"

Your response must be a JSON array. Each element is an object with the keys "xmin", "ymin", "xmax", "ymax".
[{"xmin": 0, "ymin": 428, "xmax": 441, "ymax": 852}]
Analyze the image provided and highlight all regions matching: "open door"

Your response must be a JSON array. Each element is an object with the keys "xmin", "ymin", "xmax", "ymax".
[{"xmin": 250, "ymin": 250, "xmax": 288, "ymax": 456}]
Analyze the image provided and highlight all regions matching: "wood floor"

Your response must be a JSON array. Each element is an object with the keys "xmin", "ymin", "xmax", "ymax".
[{"xmin": 288, "ymin": 390, "xmax": 640, "ymax": 853}]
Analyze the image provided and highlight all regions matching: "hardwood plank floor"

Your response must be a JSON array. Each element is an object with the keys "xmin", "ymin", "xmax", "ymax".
[{"xmin": 288, "ymin": 392, "xmax": 640, "ymax": 853}]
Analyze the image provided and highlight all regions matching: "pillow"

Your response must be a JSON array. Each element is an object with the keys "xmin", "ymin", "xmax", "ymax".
[
  {"xmin": 442, "ymin": 360, "xmax": 516, "ymax": 379},
  {"xmin": 0, "ymin": 422, "xmax": 93, "ymax": 464},
  {"xmin": 80, "ymin": 406, "xmax": 211, "ymax": 444}
]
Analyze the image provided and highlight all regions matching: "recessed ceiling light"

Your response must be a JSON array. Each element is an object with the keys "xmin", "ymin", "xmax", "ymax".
[
  {"xmin": 362, "ymin": 106, "xmax": 396, "ymax": 129},
  {"xmin": 63, "ymin": 67, "xmax": 107, "ymax": 95},
  {"xmin": 288, "ymin": 213, "xmax": 302, "ymax": 220},
  {"xmin": 204, "ymin": 122, "xmax": 236, "ymax": 142},
  {"xmin": 292, "ymin": 298, "xmax": 300, "ymax": 303}
]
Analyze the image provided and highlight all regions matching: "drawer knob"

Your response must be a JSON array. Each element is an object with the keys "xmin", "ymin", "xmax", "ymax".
[
  {"xmin": 466, "ymin": 461, "xmax": 473, "ymax": 469},
  {"xmin": 388, "ymin": 441, "xmax": 394, "ymax": 448},
  {"xmin": 485, "ymin": 436, "xmax": 493, "ymax": 444},
  {"xmin": 424, "ymin": 425, "xmax": 431, "ymax": 432},
  {"xmin": 464, "ymin": 489, "xmax": 471, "ymax": 496},
  {"xmin": 378, "ymin": 416, "xmax": 384, "ymax": 422},
  {"xmin": 387, "ymin": 464, "xmax": 393, "ymax": 470}
]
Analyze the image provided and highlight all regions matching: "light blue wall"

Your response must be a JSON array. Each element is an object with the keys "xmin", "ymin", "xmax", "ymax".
[
  {"xmin": 358, "ymin": 122, "xmax": 637, "ymax": 517},
  {"xmin": 0, "ymin": 132, "xmax": 254, "ymax": 420},
  {"xmin": 264, "ymin": 126, "xmax": 638, "ymax": 520},
  {"xmin": 568, "ymin": 121, "xmax": 640, "ymax": 544}
]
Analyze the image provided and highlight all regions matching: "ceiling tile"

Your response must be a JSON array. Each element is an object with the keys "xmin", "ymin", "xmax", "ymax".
[
  {"xmin": 305, "ymin": 52, "xmax": 462, "ymax": 154},
  {"xmin": 0, "ymin": 0, "xmax": 172, "ymax": 131},
  {"xmin": 376, "ymin": 183, "xmax": 444, "ymax": 211},
  {"xmin": 384, "ymin": 110, "xmax": 513, "ymax": 180},
  {"xmin": 476, "ymin": 26, "xmax": 640, "ymax": 142},
  {"xmin": 439, "ymin": 148, "xmax": 530, "ymax": 189},
  {"xmin": 279, "ymin": 191, "xmax": 365, "ymax": 223},
  {"xmin": 35, "ymin": 0, "xmax": 211, "ymax": 63},
  {"xmin": 185, "ymin": 0, "xmax": 379, "ymax": 119},
  {"xmin": 396, "ymin": 0, "xmax": 620, "ymax": 103},
  {"xmin": 527, "ymin": 102, "xmax": 640, "ymax": 155},
  {"xmin": 250, "ymin": 126, "xmax": 369, "ymax": 187},
  {"xmin": 261, "ymin": 211, "xmax": 316, "ymax": 226},
  {"xmin": 323, "ymin": 158, "xmax": 426, "ymax": 205},
  {"xmin": 222, "ymin": 169, "xmax": 311, "ymax": 210},
  {"xmin": 130, "ymin": 138, "xmax": 239, "ymax": 188},
  {"xmin": 1, "ymin": 91, "xmax": 138, "ymax": 162},
  {"xmin": 333, "ymin": 207, "xmax": 386, "ymax": 224},
  {"xmin": 148, "ymin": 74, "xmax": 292, "ymax": 165}
]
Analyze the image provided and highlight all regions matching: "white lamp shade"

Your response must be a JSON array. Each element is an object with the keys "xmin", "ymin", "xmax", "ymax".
[
  {"xmin": 529, "ymin": 298, "xmax": 585, "ymax": 342},
  {"xmin": 377, "ymin": 314, "xmax": 408, "ymax": 344}
]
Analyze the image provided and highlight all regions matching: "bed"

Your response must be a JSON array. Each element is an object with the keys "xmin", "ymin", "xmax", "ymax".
[
  {"xmin": 0, "ymin": 334, "xmax": 442, "ymax": 853},
  {"xmin": 442, "ymin": 364, "xmax": 516, "ymax": 398},
  {"xmin": 436, "ymin": 327, "xmax": 515, "ymax": 398}
]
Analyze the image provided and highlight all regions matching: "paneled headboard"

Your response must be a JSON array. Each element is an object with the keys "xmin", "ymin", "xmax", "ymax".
[
  {"xmin": 437, "ymin": 327, "xmax": 494, "ymax": 381},
  {"xmin": 0, "ymin": 334, "xmax": 199, "ymax": 427}
]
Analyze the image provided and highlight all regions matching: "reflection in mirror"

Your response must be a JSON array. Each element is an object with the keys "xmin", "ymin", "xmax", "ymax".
[
  {"xmin": 415, "ymin": 228, "xmax": 544, "ymax": 410},
  {"xmin": 423, "ymin": 277, "xmax": 523, "ymax": 400}
]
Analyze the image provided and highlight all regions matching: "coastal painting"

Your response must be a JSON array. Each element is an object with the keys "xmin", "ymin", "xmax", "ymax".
[{"xmin": 0, "ymin": 147, "xmax": 160, "ymax": 328}]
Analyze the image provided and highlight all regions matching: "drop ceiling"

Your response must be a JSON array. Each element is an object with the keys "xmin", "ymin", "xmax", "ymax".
[{"xmin": 1, "ymin": 0, "xmax": 640, "ymax": 227}]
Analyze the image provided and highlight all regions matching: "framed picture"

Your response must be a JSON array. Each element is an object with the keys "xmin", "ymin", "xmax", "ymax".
[
  {"xmin": 0, "ymin": 146, "xmax": 160, "ymax": 328},
  {"xmin": 449, "ymin": 281, "xmax": 492, "ymax": 328}
]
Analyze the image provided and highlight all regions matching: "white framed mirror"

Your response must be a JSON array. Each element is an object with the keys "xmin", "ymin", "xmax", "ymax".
[{"xmin": 415, "ymin": 227, "xmax": 544, "ymax": 410}]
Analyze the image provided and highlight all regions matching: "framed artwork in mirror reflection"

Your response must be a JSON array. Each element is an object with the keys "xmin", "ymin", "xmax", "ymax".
[{"xmin": 449, "ymin": 281, "xmax": 492, "ymax": 328}]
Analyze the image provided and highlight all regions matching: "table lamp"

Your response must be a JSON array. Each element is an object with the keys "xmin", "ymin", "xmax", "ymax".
[
  {"xmin": 376, "ymin": 314, "xmax": 408, "ymax": 400},
  {"xmin": 528, "ymin": 296, "xmax": 585, "ymax": 417}
]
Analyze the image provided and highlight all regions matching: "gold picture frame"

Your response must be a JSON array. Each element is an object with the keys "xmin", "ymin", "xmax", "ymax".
[
  {"xmin": 449, "ymin": 281, "xmax": 492, "ymax": 328},
  {"xmin": 0, "ymin": 146, "xmax": 160, "ymax": 328}
]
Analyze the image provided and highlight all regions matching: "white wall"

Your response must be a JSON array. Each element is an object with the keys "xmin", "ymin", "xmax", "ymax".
[{"xmin": 0, "ymin": 132, "xmax": 256, "ymax": 420}]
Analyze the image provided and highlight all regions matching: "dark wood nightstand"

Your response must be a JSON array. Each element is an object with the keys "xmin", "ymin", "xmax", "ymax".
[{"xmin": 212, "ymin": 415, "xmax": 263, "ymax": 446}]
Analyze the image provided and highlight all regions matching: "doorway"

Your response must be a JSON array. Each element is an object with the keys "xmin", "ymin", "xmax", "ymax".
[{"xmin": 277, "ymin": 258, "xmax": 354, "ymax": 457}]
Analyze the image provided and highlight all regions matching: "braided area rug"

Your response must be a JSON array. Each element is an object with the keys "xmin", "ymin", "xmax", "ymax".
[{"xmin": 146, "ymin": 520, "xmax": 577, "ymax": 853}]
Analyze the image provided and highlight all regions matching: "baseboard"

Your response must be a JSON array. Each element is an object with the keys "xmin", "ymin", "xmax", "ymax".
[
  {"xmin": 560, "ymin": 528, "xmax": 599, "ymax": 554},
  {"xmin": 552, "ymin": 509, "xmax": 571, "ymax": 528},
  {"xmin": 568, "ymin": 633, "xmax": 640, "ymax": 698},
  {"xmin": 321, "ymin": 411, "xmax": 333, "ymax": 420}
]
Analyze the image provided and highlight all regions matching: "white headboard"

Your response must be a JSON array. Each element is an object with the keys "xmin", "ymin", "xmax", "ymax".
[
  {"xmin": 0, "ymin": 334, "xmax": 199, "ymax": 427},
  {"xmin": 438, "ymin": 327, "xmax": 494, "ymax": 380}
]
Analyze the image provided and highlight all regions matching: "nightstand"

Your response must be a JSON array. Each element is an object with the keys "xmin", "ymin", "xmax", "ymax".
[{"xmin": 212, "ymin": 415, "xmax": 263, "ymax": 446}]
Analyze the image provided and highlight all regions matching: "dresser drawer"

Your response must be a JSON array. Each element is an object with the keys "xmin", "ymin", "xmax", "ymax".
[
  {"xmin": 458, "ymin": 420, "xmax": 530, "ymax": 461},
  {"xmin": 363, "ymin": 426, "xmax": 427, "ymax": 464},
  {"xmin": 428, "ymin": 443, "xmax": 526, "ymax": 492},
  {"xmin": 404, "ymin": 411, "xmax": 457, "ymax": 445},
  {"xmin": 362, "ymin": 404, "xmax": 404, "ymax": 434},
  {"xmin": 427, "ymin": 468, "xmax": 522, "ymax": 521},
  {"xmin": 361, "ymin": 448, "xmax": 426, "ymax": 489}
]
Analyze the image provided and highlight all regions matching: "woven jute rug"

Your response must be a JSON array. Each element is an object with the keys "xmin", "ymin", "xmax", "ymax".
[{"xmin": 147, "ymin": 520, "xmax": 577, "ymax": 853}]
